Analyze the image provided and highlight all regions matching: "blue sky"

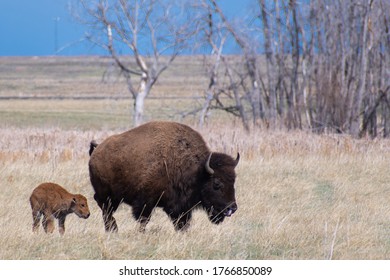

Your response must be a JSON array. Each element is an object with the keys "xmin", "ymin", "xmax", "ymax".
[
  {"xmin": 0, "ymin": 0, "xmax": 254, "ymax": 56},
  {"xmin": 0, "ymin": 0, "xmax": 86, "ymax": 56}
]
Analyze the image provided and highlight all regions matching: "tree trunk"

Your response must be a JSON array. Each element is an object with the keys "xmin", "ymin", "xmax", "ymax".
[
  {"xmin": 259, "ymin": 0, "xmax": 277, "ymax": 127},
  {"xmin": 199, "ymin": 90, "xmax": 213, "ymax": 127},
  {"xmin": 133, "ymin": 73, "xmax": 149, "ymax": 127},
  {"xmin": 350, "ymin": 2, "xmax": 371, "ymax": 136}
]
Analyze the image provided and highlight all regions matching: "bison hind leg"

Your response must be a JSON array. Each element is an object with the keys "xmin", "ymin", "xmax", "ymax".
[
  {"xmin": 132, "ymin": 204, "xmax": 154, "ymax": 232},
  {"xmin": 95, "ymin": 195, "xmax": 119, "ymax": 232},
  {"xmin": 104, "ymin": 213, "xmax": 118, "ymax": 232},
  {"xmin": 102, "ymin": 203, "xmax": 119, "ymax": 232}
]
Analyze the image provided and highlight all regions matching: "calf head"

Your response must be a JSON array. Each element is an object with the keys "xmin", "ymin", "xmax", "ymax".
[
  {"xmin": 71, "ymin": 194, "xmax": 90, "ymax": 219},
  {"xmin": 201, "ymin": 152, "xmax": 239, "ymax": 224}
]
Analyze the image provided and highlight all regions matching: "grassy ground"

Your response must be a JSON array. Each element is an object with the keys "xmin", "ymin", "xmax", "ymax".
[
  {"xmin": 0, "ymin": 57, "xmax": 389, "ymax": 259},
  {"xmin": 1, "ymin": 126, "xmax": 390, "ymax": 259},
  {"xmin": 0, "ymin": 56, "xmax": 209, "ymax": 129}
]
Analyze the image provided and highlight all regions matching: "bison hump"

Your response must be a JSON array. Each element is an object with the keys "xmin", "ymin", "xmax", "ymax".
[{"xmin": 89, "ymin": 121, "xmax": 211, "ymax": 192}]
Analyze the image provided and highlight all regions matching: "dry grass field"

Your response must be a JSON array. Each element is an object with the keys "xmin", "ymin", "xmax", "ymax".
[{"xmin": 0, "ymin": 56, "xmax": 390, "ymax": 260}]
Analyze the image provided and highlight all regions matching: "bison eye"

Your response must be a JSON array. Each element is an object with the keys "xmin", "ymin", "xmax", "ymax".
[{"xmin": 213, "ymin": 179, "xmax": 223, "ymax": 190}]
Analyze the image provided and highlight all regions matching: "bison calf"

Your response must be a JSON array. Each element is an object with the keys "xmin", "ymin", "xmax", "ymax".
[{"xmin": 29, "ymin": 182, "xmax": 90, "ymax": 235}]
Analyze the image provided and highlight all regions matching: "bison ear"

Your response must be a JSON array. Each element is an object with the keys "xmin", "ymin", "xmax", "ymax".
[{"xmin": 71, "ymin": 197, "xmax": 76, "ymax": 206}]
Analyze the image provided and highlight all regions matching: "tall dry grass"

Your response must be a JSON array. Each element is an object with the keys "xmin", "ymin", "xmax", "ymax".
[{"xmin": 1, "ymin": 124, "xmax": 390, "ymax": 259}]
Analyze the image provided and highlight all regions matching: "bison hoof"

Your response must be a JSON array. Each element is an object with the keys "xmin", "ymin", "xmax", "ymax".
[{"xmin": 105, "ymin": 223, "xmax": 118, "ymax": 233}]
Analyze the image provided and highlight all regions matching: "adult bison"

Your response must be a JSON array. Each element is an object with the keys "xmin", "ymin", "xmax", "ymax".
[{"xmin": 89, "ymin": 121, "xmax": 239, "ymax": 232}]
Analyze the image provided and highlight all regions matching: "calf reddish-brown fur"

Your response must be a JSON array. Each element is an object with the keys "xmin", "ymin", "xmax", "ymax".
[
  {"xmin": 89, "ymin": 121, "xmax": 239, "ymax": 232},
  {"xmin": 29, "ymin": 182, "xmax": 90, "ymax": 235}
]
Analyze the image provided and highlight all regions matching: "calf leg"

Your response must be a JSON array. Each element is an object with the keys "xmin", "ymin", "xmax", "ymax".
[
  {"xmin": 42, "ymin": 211, "xmax": 55, "ymax": 234},
  {"xmin": 58, "ymin": 215, "xmax": 66, "ymax": 235},
  {"xmin": 32, "ymin": 209, "xmax": 41, "ymax": 233}
]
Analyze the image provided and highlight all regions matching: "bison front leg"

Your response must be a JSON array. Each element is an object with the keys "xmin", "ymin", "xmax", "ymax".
[
  {"xmin": 58, "ymin": 215, "xmax": 66, "ymax": 235},
  {"xmin": 137, "ymin": 216, "xmax": 151, "ymax": 233},
  {"xmin": 170, "ymin": 212, "xmax": 192, "ymax": 231}
]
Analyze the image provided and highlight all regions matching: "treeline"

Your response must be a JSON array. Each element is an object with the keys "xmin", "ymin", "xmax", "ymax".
[
  {"xmin": 198, "ymin": 0, "xmax": 390, "ymax": 137},
  {"xmin": 79, "ymin": 0, "xmax": 389, "ymax": 136}
]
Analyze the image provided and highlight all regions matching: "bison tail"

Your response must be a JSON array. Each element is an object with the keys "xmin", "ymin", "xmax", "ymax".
[{"xmin": 89, "ymin": 140, "xmax": 98, "ymax": 156}]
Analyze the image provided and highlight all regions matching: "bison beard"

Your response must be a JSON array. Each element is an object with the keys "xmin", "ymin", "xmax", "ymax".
[{"xmin": 88, "ymin": 121, "xmax": 239, "ymax": 232}]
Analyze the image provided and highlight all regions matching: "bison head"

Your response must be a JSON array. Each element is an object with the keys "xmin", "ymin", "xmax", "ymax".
[
  {"xmin": 201, "ymin": 152, "xmax": 239, "ymax": 224},
  {"xmin": 71, "ymin": 194, "xmax": 90, "ymax": 219}
]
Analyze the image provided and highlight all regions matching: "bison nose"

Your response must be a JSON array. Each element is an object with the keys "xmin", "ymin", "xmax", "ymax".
[
  {"xmin": 85, "ymin": 213, "xmax": 90, "ymax": 219},
  {"xmin": 224, "ymin": 203, "xmax": 237, "ymax": 217}
]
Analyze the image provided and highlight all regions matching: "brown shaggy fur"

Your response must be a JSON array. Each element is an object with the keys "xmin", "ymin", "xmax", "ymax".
[
  {"xmin": 29, "ymin": 182, "xmax": 90, "ymax": 235},
  {"xmin": 89, "ymin": 121, "xmax": 239, "ymax": 232}
]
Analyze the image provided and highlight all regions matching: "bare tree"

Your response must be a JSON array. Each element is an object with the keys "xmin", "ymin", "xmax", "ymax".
[
  {"xmin": 190, "ymin": 0, "xmax": 251, "ymax": 130},
  {"xmin": 79, "ymin": 0, "xmax": 194, "ymax": 126},
  {"xmin": 196, "ymin": 0, "xmax": 390, "ymax": 137}
]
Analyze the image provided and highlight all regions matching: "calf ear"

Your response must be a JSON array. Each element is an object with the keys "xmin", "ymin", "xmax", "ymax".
[{"xmin": 71, "ymin": 197, "xmax": 77, "ymax": 207}]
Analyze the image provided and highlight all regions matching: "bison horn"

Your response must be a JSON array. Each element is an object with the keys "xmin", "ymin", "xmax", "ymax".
[
  {"xmin": 205, "ymin": 153, "xmax": 214, "ymax": 175},
  {"xmin": 234, "ymin": 153, "xmax": 240, "ymax": 167}
]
